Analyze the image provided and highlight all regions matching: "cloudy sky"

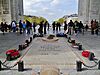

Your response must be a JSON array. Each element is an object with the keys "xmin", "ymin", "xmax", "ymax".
[{"xmin": 24, "ymin": 0, "xmax": 78, "ymax": 23}]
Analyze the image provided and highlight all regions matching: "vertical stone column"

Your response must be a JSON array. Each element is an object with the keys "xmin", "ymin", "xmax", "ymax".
[
  {"xmin": 89, "ymin": 0, "xmax": 100, "ymax": 22},
  {"xmin": 78, "ymin": 0, "xmax": 90, "ymax": 24},
  {"xmin": 0, "ymin": 0, "xmax": 23, "ymax": 23},
  {"xmin": 1, "ymin": 0, "xmax": 11, "ymax": 24},
  {"xmin": 10, "ymin": 0, "xmax": 17, "ymax": 21},
  {"xmin": 78, "ymin": 0, "xmax": 100, "ymax": 25},
  {"xmin": 84, "ymin": 0, "xmax": 90, "ymax": 24},
  {"xmin": 10, "ymin": 0, "xmax": 23, "ymax": 22},
  {"xmin": 18, "ymin": 0, "xmax": 24, "ymax": 21},
  {"xmin": 0, "ymin": 0, "xmax": 2, "ymax": 22}
]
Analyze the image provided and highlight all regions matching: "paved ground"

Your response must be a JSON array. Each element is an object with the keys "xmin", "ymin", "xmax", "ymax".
[
  {"xmin": 0, "ymin": 32, "xmax": 32, "ymax": 58},
  {"xmin": 71, "ymin": 31, "xmax": 100, "ymax": 59},
  {"xmin": 0, "ymin": 28, "xmax": 100, "ymax": 75}
]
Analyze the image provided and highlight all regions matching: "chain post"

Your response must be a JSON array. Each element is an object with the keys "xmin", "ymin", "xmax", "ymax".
[{"xmin": 76, "ymin": 61, "xmax": 82, "ymax": 71}]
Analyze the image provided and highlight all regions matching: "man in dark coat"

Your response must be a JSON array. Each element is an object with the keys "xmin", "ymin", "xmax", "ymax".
[
  {"xmin": 68, "ymin": 20, "xmax": 74, "ymax": 35},
  {"xmin": 19, "ymin": 20, "xmax": 23, "ymax": 34}
]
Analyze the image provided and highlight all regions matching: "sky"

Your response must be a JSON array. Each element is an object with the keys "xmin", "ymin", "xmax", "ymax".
[{"xmin": 24, "ymin": 0, "xmax": 78, "ymax": 23}]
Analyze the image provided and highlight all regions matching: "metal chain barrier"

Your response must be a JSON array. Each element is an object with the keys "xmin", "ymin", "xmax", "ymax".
[
  {"xmin": 93, "ymin": 59, "xmax": 99, "ymax": 64},
  {"xmin": 1, "ymin": 44, "xmax": 32, "ymax": 70},
  {"xmin": 1, "ymin": 61, "xmax": 18, "ymax": 69},
  {"xmin": 2, "ymin": 59, "xmax": 7, "ymax": 64},
  {"xmin": 66, "ymin": 34, "xmax": 100, "ymax": 69},
  {"xmin": 0, "ymin": 36, "xmax": 33, "ymax": 70},
  {"xmin": 82, "ymin": 60, "xmax": 99, "ymax": 68}
]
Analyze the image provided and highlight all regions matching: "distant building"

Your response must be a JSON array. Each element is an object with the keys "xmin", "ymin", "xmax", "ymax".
[
  {"xmin": 67, "ymin": 17, "xmax": 78, "ymax": 24},
  {"xmin": 0, "ymin": 0, "xmax": 23, "ymax": 24},
  {"xmin": 63, "ymin": 14, "xmax": 78, "ymax": 23},
  {"xmin": 78, "ymin": 0, "xmax": 100, "ymax": 25}
]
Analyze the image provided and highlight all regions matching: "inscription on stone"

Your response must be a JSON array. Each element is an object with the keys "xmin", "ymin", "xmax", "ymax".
[{"xmin": 39, "ymin": 44, "xmax": 61, "ymax": 55}]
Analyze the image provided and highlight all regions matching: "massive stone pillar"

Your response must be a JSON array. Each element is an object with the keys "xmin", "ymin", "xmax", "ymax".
[
  {"xmin": 78, "ymin": 0, "xmax": 90, "ymax": 24},
  {"xmin": 10, "ymin": 0, "xmax": 23, "ymax": 22},
  {"xmin": 10, "ymin": 0, "xmax": 18, "ymax": 21},
  {"xmin": 78, "ymin": 0, "xmax": 100, "ymax": 25},
  {"xmin": 0, "ymin": 0, "xmax": 23, "ymax": 24},
  {"xmin": 89, "ymin": 0, "xmax": 100, "ymax": 22},
  {"xmin": 0, "ymin": 0, "xmax": 2, "ymax": 22},
  {"xmin": 3, "ymin": 0, "xmax": 11, "ymax": 24},
  {"xmin": 0, "ymin": 0, "xmax": 11, "ymax": 24},
  {"xmin": 18, "ymin": 0, "xmax": 24, "ymax": 21}
]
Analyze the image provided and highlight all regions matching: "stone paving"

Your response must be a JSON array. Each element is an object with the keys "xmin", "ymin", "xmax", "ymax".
[
  {"xmin": 0, "ymin": 32, "xmax": 32, "ymax": 58},
  {"xmin": 71, "ymin": 31, "xmax": 100, "ymax": 60},
  {"xmin": 0, "ymin": 29, "xmax": 100, "ymax": 75}
]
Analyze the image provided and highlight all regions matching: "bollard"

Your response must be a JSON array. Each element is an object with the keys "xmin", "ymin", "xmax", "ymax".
[
  {"xmin": 88, "ymin": 52, "xmax": 95, "ymax": 61},
  {"xmin": 19, "ymin": 45, "xmax": 23, "ymax": 50},
  {"xmin": 23, "ymin": 44, "xmax": 27, "ymax": 49},
  {"xmin": 78, "ymin": 44, "xmax": 82, "ymax": 50},
  {"xmin": 33, "ymin": 34, "xmax": 36, "ymax": 38},
  {"xmin": 76, "ymin": 61, "xmax": 82, "ymax": 71},
  {"xmin": 0, "ymin": 60, "xmax": 1, "ymax": 71},
  {"xmin": 28, "ymin": 39, "xmax": 30, "ymax": 44},
  {"xmin": 30, "ymin": 37, "xmax": 32, "ymax": 43},
  {"xmin": 7, "ymin": 54, "xmax": 11, "ymax": 61},
  {"xmin": 25, "ymin": 40, "xmax": 29, "ymax": 46},
  {"xmin": 98, "ymin": 60, "xmax": 100, "ymax": 69},
  {"xmin": 71, "ymin": 40, "xmax": 75, "ymax": 45},
  {"xmin": 68, "ymin": 37, "xmax": 71, "ymax": 43},
  {"xmin": 18, "ymin": 61, "xmax": 24, "ymax": 72}
]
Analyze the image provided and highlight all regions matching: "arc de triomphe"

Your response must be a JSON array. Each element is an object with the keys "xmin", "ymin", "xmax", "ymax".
[{"xmin": 0, "ymin": 0, "xmax": 100, "ymax": 25}]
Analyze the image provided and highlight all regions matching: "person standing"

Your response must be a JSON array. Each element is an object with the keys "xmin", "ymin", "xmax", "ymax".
[
  {"xmin": 64, "ymin": 21, "xmax": 67, "ymax": 33},
  {"xmin": 44, "ymin": 21, "xmax": 47, "ymax": 34},
  {"xmin": 26, "ymin": 20, "xmax": 32, "ymax": 34},
  {"xmin": 58, "ymin": 22, "xmax": 61, "ymax": 31},
  {"xmin": 47, "ymin": 22, "xmax": 50, "ymax": 31},
  {"xmin": 95, "ymin": 21, "xmax": 99, "ymax": 35},
  {"xmin": 74, "ymin": 21, "xmax": 79, "ymax": 35},
  {"xmin": 68, "ymin": 20, "xmax": 74, "ymax": 35},
  {"xmin": 56, "ymin": 22, "xmax": 59, "ymax": 33},
  {"xmin": 91, "ymin": 20, "xmax": 96, "ymax": 35},
  {"xmin": 4, "ymin": 22, "xmax": 8, "ymax": 32},
  {"xmin": 85, "ymin": 24, "xmax": 89, "ymax": 31},
  {"xmin": 23, "ymin": 21, "xmax": 26, "ymax": 33},
  {"xmin": 0, "ymin": 22, "xmax": 5, "ymax": 35},
  {"xmin": 52, "ymin": 21, "xmax": 56, "ymax": 33},
  {"xmin": 11, "ymin": 21, "xmax": 16, "ymax": 32},
  {"xmin": 33, "ymin": 22, "xmax": 36, "ymax": 33},
  {"xmin": 79, "ymin": 21, "xmax": 84, "ymax": 33},
  {"xmin": 19, "ymin": 20, "xmax": 23, "ymax": 34},
  {"xmin": 8, "ymin": 24, "xmax": 11, "ymax": 32},
  {"xmin": 38, "ymin": 21, "xmax": 43, "ymax": 35}
]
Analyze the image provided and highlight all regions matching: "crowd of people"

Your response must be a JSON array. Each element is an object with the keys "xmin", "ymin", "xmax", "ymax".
[
  {"xmin": 0, "ymin": 19, "xmax": 99, "ymax": 35},
  {"xmin": 52, "ymin": 19, "xmax": 100, "ymax": 36},
  {"xmin": 65, "ymin": 20, "xmax": 84, "ymax": 35},
  {"xmin": 91, "ymin": 19, "xmax": 99, "ymax": 35},
  {"xmin": 52, "ymin": 20, "xmax": 85, "ymax": 35},
  {"xmin": 0, "ymin": 20, "xmax": 50, "ymax": 35},
  {"xmin": 0, "ymin": 20, "xmax": 31, "ymax": 35},
  {"xmin": 52, "ymin": 21, "xmax": 61, "ymax": 33}
]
